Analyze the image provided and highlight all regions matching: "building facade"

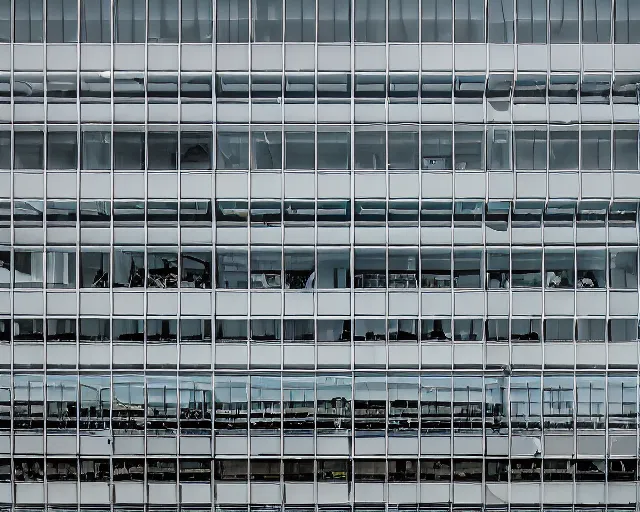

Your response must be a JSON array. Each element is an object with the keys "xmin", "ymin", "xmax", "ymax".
[{"xmin": 1, "ymin": 0, "xmax": 640, "ymax": 511}]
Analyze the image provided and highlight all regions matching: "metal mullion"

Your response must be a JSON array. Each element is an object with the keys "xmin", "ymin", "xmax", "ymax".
[
  {"xmin": 280, "ymin": 33, "xmax": 286, "ymax": 406},
  {"xmin": 313, "ymin": 0, "xmax": 319, "ymax": 390},
  {"xmin": 108, "ymin": 1, "xmax": 115, "ymax": 506},
  {"xmin": 143, "ymin": 1, "xmax": 150, "ymax": 490},
  {"xmin": 211, "ymin": 0, "xmax": 217, "ymax": 390},
  {"xmin": 349, "ymin": 7, "xmax": 355, "ymax": 481},
  {"xmin": 74, "ymin": 0, "xmax": 82, "ymax": 478},
  {"xmin": 417, "ymin": 0, "xmax": 424, "ymax": 395},
  {"xmin": 247, "ymin": 0, "xmax": 254, "ymax": 387},
  {"xmin": 176, "ymin": 0, "xmax": 184, "ymax": 446},
  {"xmin": 42, "ymin": 0, "xmax": 49, "ymax": 499},
  {"xmin": 8, "ymin": 0, "xmax": 14, "ymax": 498},
  {"xmin": 349, "ymin": 369, "xmax": 355, "ymax": 508}
]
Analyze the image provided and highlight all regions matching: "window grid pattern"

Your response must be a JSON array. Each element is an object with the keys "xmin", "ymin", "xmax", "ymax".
[{"xmin": 1, "ymin": 0, "xmax": 640, "ymax": 510}]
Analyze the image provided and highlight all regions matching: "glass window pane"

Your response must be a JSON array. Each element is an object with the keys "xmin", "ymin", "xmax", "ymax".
[
  {"xmin": 46, "ymin": 0, "xmax": 77, "ymax": 42},
  {"xmin": 550, "ymin": 0, "xmax": 579, "ymax": 42},
  {"xmin": 252, "ymin": 0, "xmax": 282, "ymax": 42},
  {"xmin": 14, "ymin": 375, "xmax": 45, "ymax": 429},
  {"xmin": 148, "ymin": 132, "xmax": 178, "ymax": 170},
  {"xmin": 422, "ymin": 0, "xmax": 453, "ymax": 41},
  {"xmin": 549, "ymin": 127, "xmax": 579, "ymax": 170},
  {"xmin": 454, "ymin": 128, "xmax": 484, "ymax": 171},
  {"xmin": 516, "ymin": 0, "xmax": 547, "ymax": 43},
  {"xmin": 46, "ymin": 250, "xmax": 77, "ymax": 289},
  {"xmin": 608, "ymin": 375, "xmax": 637, "ymax": 428},
  {"xmin": 81, "ymin": 131, "xmax": 110, "ymax": 170},
  {"xmin": 610, "ymin": 249, "xmax": 638, "ymax": 290},
  {"xmin": 182, "ymin": 0, "xmax": 213, "ymax": 42},
  {"xmin": 354, "ymin": 128, "xmax": 386, "ymax": 170},
  {"xmin": 115, "ymin": 0, "xmax": 146, "ymax": 42},
  {"xmin": 79, "ymin": 198, "xmax": 110, "ymax": 227},
  {"xmin": 217, "ymin": 0, "xmax": 249, "ymax": 42},
  {"xmin": 389, "ymin": 129, "xmax": 419, "ymax": 169},
  {"xmin": 582, "ymin": 128, "xmax": 611, "ymax": 170},
  {"xmin": 14, "ymin": 131, "xmax": 44, "ymax": 170},
  {"xmin": 614, "ymin": 0, "xmax": 640, "ymax": 43},
  {"xmin": 79, "ymin": 375, "xmax": 110, "ymax": 429},
  {"xmin": 14, "ymin": 249, "xmax": 44, "ymax": 288},
  {"xmin": 422, "ymin": 127, "xmax": 453, "ymax": 169},
  {"xmin": 613, "ymin": 128, "xmax": 638, "ymax": 170},
  {"xmin": 354, "ymin": 0, "xmax": 386, "ymax": 42},
  {"xmin": 217, "ymin": 128, "xmax": 249, "ymax": 170},
  {"xmin": 47, "ymin": 375, "xmax": 77, "ymax": 430},
  {"xmin": 577, "ymin": 249, "xmax": 606, "ymax": 288},
  {"xmin": 81, "ymin": 0, "xmax": 111, "ymax": 42},
  {"xmin": 216, "ymin": 249, "xmax": 248, "ymax": 289},
  {"xmin": 285, "ymin": 0, "xmax": 315, "ymax": 42},
  {"xmin": 389, "ymin": 0, "xmax": 419, "ymax": 42},
  {"xmin": 148, "ymin": 0, "xmax": 179, "ymax": 42},
  {"xmin": 318, "ymin": 130, "xmax": 350, "ymax": 170},
  {"xmin": 487, "ymin": 126, "xmax": 511, "ymax": 170},
  {"xmin": 317, "ymin": 249, "xmax": 350, "ymax": 289},
  {"xmin": 181, "ymin": 132, "xmax": 212, "ymax": 170},
  {"xmin": 0, "ymin": 131, "xmax": 9, "ymax": 169},
  {"xmin": 80, "ymin": 250, "xmax": 110, "ymax": 288},
  {"xmin": 543, "ymin": 375, "xmax": 574, "ymax": 429},
  {"xmin": 0, "ymin": 0, "xmax": 10, "ymax": 42},
  {"xmin": 113, "ymin": 374, "xmax": 145, "ymax": 431},
  {"xmin": 545, "ymin": 249, "xmax": 575, "ymax": 289},
  {"xmin": 113, "ymin": 131, "xmax": 144, "ymax": 170},
  {"xmin": 48, "ymin": 131, "xmax": 78, "ymax": 170},
  {"xmin": 582, "ymin": 0, "xmax": 612, "ymax": 42},
  {"xmin": 318, "ymin": 0, "xmax": 351, "ymax": 42},
  {"xmin": 15, "ymin": 0, "xmax": 43, "ymax": 42},
  {"xmin": 514, "ymin": 127, "xmax": 547, "ymax": 170},
  {"xmin": 285, "ymin": 130, "xmax": 314, "ymax": 170},
  {"xmin": 488, "ymin": 0, "xmax": 514, "ymax": 42},
  {"xmin": 454, "ymin": 0, "xmax": 485, "ymax": 42}
]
